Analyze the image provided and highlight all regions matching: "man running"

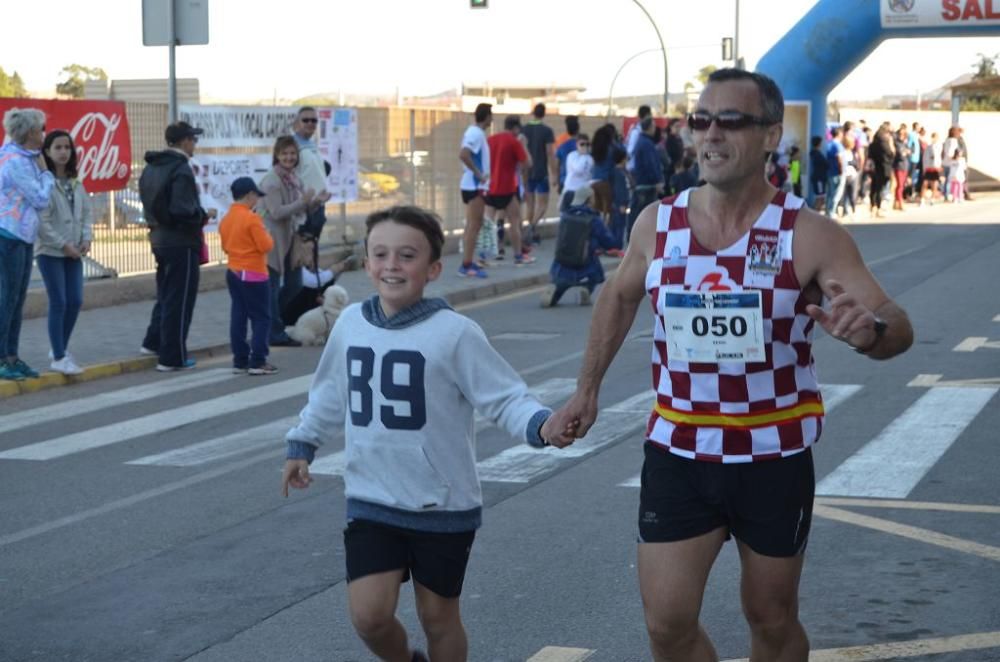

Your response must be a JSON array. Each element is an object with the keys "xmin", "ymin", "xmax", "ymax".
[{"xmin": 521, "ymin": 103, "xmax": 556, "ymax": 246}]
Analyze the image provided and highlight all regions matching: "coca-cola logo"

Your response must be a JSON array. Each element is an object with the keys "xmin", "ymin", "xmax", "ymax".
[{"xmin": 71, "ymin": 112, "xmax": 130, "ymax": 182}]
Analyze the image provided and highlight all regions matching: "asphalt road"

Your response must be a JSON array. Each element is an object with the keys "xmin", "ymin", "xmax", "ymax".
[{"xmin": 1, "ymin": 210, "xmax": 999, "ymax": 662}]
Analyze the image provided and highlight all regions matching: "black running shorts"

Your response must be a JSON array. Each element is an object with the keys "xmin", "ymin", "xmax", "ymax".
[
  {"xmin": 638, "ymin": 443, "xmax": 814, "ymax": 557},
  {"xmin": 461, "ymin": 189, "xmax": 482, "ymax": 204},
  {"xmin": 344, "ymin": 519, "xmax": 476, "ymax": 598}
]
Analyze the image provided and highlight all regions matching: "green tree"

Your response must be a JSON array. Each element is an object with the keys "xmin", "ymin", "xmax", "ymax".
[
  {"xmin": 696, "ymin": 65, "xmax": 718, "ymax": 86},
  {"xmin": 56, "ymin": 64, "xmax": 108, "ymax": 98},
  {"xmin": 0, "ymin": 67, "xmax": 28, "ymax": 98},
  {"xmin": 972, "ymin": 53, "xmax": 998, "ymax": 79}
]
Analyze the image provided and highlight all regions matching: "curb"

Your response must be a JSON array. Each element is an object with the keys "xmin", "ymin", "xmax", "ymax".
[{"xmin": 0, "ymin": 271, "xmax": 557, "ymax": 401}]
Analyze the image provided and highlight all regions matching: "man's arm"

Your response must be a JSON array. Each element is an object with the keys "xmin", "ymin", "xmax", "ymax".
[
  {"xmin": 796, "ymin": 210, "xmax": 913, "ymax": 360},
  {"xmin": 547, "ymin": 142, "xmax": 557, "ymax": 185},
  {"xmin": 459, "ymin": 147, "xmax": 486, "ymax": 184},
  {"xmin": 542, "ymin": 202, "xmax": 656, "ymax": 444}
]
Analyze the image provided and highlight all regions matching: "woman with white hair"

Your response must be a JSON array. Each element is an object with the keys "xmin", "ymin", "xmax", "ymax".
[{"xmin": 0, "ymin": 107, "xmax": 54, "ymax": 380}]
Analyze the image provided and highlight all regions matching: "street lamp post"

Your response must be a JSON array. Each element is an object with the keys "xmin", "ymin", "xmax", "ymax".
[
  {"xmin": 607, "ymin": 48, "xmax": 663, "ymax": 117},
  {"xmin": 631, "ymin": 0, "xmax": 669, "ymax": 113}
]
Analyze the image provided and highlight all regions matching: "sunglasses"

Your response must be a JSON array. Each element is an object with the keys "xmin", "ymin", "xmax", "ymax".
[
  {"xmin": 300, "ymin": 118, "xmax": 318, "ymax": 124},
  {"xmin": 687, "ymin": 111, "xmax": 774, "ymax": 131},
  {"xmin": 577, "ymin": 141, "xmax": 590, "ymax": 147}
]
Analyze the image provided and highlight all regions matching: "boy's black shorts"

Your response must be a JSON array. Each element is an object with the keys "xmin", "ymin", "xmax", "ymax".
[
  {"xmin": 638, "ymin": 443, "xmax": 814, "ymax": 557},
  {"xmin": 485, "ymin": 193, "xmax": 515, "ymax": 210},
  {"xmin": 344, "ymin": 519, "xmax": 476, "ymax": 598}
]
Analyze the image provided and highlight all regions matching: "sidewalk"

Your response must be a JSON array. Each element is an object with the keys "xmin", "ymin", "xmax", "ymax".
[{"xmin": 3, "ymin": 239, "xmax": 571, "ymax": 398}]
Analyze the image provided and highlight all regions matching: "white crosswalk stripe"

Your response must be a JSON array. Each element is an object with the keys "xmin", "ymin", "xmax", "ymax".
[
  {"xmin": 0, "ymin": 375, "xmax": 312, "ymax": 461},
  {"xmin": 309, "ymin": 378, "xmax": 580, "ymax": 477},
  {"xmin": 0, "ymin": 368, "xmax": 238, "ymax": 435},
  {"xmin": 617, "ymin": 384, "xmax": 863, "ymax": 488},
  {"xmin": 816, "ymin": 386, "xmax": 997, "ymax": 498}
]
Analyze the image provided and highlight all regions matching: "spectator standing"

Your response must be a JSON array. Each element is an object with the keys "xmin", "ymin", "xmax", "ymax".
[
  {"xmin": 956, "ymin": 126, "xmax": 973, "ymax": 200},
  {"xmin": 37, "ymin": 129, "xmax": 93, "ymax": 375},
  {"xmin": 292, "ymin": 107, "xmax": 329, "ymax": 239},
  {"xmin": 610, "ymin": 148, "xmax": 629, "ymax": 250},
  {"xmin": 139, "ymin": 121, "xmax": 216, "ymax": 372},
  {"xmin": 664, "ymin": 119, "xmax": 685, "ymax": 174},
  {"xmin": 554, "ymin": 115, "xmax": 580, "ymax": 192},
  {"xmin": 625, "ymin": 104, "xmax": 653, "ymax": 172},
  {"xmin": 260, "ymin": 136, "xmax": 327, "ymax": 347},
  {"xmin": 0, "ymin": 108, "xmax": 53, "ymax": 381},
  {"xmin": 627, "ymin": 117, "xmax": 663, "ymax": 242},
  {"xmin": 219, "ymin": 177, "xmax": 276, "ymax": 375},
  {"xmin": 907, "ymin": 122, "xmax": 922, "ymax": 200},
  {"xmin": 788, "ymin": 146, "xmax": 802, "ymax": 197},
  {"xmin": 457, "ymin": 103, "xmax": 492, "ymax": 278},
  {"xmin": 807, "ymin": 136, "xmax": 827, "ymax": 210},
  {"xmin": 947, "ymin": 148, "xmax": 967, "ymax": 203},
  {"xmin": 485, "ymin": 116, "xmax": 533, "ymax": 266},
  {"xmin": 824, "ymin": 127, "xmax": 846, "ymax": 217},
  {"xmin": 590, "ymin": 124, "xmax": 623, "ymax": 222},
  {"xmin": 669, "ymin": 153, "xmax": 698, "ymax": 197},
  {"xmin": 561, "ymin": 133, "xmax": 594, "ymax": 211},
  {"xmin": 521, "ymin": 103, "xmax": 556, "ymax": 246},
  {"xmin": 892, "ymin": 126, "xmax": 911, "ymax": 212},
  {"xmin": 920, "ymin": 132, "xmax": 943, "ymax": 206},
  {"xmin": 867, "ymin": 126, "xmax": 894, "ymax": 217}
]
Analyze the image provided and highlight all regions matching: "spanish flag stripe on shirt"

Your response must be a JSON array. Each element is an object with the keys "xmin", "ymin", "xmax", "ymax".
[{"xmin": 654, "ymin": 399, "xmax": 825, "ymax": 430}]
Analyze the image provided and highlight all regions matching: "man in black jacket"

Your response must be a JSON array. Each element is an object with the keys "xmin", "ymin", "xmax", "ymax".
[{"xmin": 139, "ymin": 121, "xmax": 216, "ymax": 371}]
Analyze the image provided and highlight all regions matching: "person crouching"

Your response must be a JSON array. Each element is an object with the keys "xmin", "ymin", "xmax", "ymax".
[{"xmin": 542, "ymin": 185, "xmax": 618, "ymax": 308}]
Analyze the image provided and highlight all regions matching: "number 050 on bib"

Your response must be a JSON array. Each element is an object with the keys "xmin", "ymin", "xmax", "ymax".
[{"xmin": 662, "ymin": 291, "xmax": 765, "ymax": 363}]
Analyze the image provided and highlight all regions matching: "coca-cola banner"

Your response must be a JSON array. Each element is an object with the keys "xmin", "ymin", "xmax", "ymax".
[{"xmin": 0, "ymin": 99, "xmax": 132, "ymax": 193}]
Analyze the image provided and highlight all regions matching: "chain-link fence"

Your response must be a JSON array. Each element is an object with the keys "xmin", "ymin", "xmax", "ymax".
[{"xmin": 88, "ymin": 104, "xmax": 625, "ymax": 277}]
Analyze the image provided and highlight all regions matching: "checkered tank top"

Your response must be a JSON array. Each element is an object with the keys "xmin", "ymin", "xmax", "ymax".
[{"xmin": 643, "ymin": 188, "xmax": 824, "ymax": 463}]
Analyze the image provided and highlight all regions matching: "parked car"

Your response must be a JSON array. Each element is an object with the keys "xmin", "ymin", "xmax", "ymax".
[{"xmin": 359, "ymin": 166, "xmax": 400, "ymax": 196}]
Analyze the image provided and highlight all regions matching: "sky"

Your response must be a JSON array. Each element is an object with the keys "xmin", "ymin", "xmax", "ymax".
[{"xmin": 2, "ymin": 0, "xmax": 997, "ymax": 104}]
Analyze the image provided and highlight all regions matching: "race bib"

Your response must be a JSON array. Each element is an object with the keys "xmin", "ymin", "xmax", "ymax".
[{"xmin": 662, "ymin": 291, "xmax": 765, "ymax": 362}]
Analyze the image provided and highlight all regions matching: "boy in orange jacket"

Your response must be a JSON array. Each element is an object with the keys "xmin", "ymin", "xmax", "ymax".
[{"xmin": 219, "ymin": 177, "xmax": 277, "ymax": 375}]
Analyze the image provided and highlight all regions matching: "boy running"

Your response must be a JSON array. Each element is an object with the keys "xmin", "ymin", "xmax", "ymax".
[{"xmin": 281, "ymin": 205, "xmax": 573, "ymax": 661}]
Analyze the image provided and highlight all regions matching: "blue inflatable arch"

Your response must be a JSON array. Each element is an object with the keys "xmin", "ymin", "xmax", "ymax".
[{"xmin": 756, "ymin": 0, "xmax": 1000, "ymax": 154}]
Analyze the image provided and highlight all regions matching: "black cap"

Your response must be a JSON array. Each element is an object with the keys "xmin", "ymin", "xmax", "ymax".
[
  {"xmin": 230, "ymin": 177, "xmax": 266, "ymax": 199},
  {"xmin": 165, "ymin": 121, "xmax": 204, "ymax": 145}
]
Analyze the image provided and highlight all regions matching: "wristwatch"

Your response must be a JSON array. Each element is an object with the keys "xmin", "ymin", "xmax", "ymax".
[{"xmin": 853, "ymin": 318, "xmax": 888, "ymax": 354}]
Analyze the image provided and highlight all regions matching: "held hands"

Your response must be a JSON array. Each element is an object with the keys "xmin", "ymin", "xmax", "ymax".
[
  {"xmin": 541, "ymin": 392, "xmax": 598, "ymax": 448},
  {"xmin": 281, "ymin": 459, "xmax": 312, "ymax": 497},
  {"xmin": 805, "ymin": 279, "xmax": 878, "ymax": 350}
]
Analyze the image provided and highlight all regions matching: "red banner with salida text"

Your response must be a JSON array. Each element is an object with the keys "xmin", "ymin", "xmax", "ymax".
[{"xmin": 0, "ymin": 98, "xmax": 132, "ymax": 193}]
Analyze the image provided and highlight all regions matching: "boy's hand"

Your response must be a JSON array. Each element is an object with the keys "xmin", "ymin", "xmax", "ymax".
[
  {"xmin": 281, "ymin": 459, "xmax": 312, "ymax": 497},
  {"xmin": 540, "ymin": 413, "xmax": 579, "ymax": 449}
]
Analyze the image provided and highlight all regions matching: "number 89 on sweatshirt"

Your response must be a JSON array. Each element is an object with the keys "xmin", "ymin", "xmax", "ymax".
[{"xmin": 663, "ymin": 291, "xmax": 765, "ymax": 363}]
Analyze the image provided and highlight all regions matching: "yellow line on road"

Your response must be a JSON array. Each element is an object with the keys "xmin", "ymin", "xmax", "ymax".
[
  {"xmin": 722, "ymin": 630, "xmax": 1000, "ymax": 661},
  {"xmin": 816, "ymin": 496, "xmax": 1000, "ymax": 514},
  {"xmin": 526, "ymin": 646, "xmax": 595, "ymax": 662},
  {"xmin": 814, "ymin": 505, "xmax": 1000, "ymax": 562}
]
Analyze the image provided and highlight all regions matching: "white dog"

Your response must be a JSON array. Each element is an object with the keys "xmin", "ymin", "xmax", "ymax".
[{"xmin": 285, "ymin": 284, "xmax": 349, "ymax": 346}]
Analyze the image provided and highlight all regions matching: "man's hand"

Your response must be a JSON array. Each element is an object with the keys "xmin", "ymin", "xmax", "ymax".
[
  {"xmin": 805, "ymin": 279, "xmax": 878, "ymax": 350},
  {"xmin": 545, "ymin": 391, "xmax": 599, "ymax": 448},
  {"xmin": 62, "ymin": 243, "xmax": 82, "ymax": 260},
  {"xmin": 79, "ymin": 240, "xmax": 92, "ymax": 256},
  {"xmin": 281, "ymin": 459, "xmax": 312, "ymax": 497}
]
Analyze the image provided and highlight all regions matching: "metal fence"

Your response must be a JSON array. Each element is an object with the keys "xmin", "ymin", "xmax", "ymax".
[{"xmin": 87, "ymin": 103, "xmax": 624, "ymax": 277}]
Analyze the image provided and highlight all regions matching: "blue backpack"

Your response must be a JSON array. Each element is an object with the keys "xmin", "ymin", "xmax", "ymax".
[{"xmin": 556, "ymin": 207, "xmax": 594, "ymax": 269}]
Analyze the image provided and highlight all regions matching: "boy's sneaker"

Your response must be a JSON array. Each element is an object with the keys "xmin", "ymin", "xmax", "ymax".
[
  {"xmin": 139, "ymin": 346, "xmax": 157, "ymax": 356},
  {"xmin": 457, "ymin": 262, "xmax": 488, "ymax": 278},
  {"xmin": 156, "ymin": 358, "xmax": 197, "ymax": 372},
  {"xmin": 577, "ymin": 287, "xmax": 592, "ymax": 306},
  {"xmin": 496, "ymin": 246, "xmax": 506, "ymax": 260},
  {"xmin": 248, "ymin": 363, "xmax": 279, "ymax": 376},
  {"xmin": 514, "ymin": 252, "xmax": 536, "ymax": 266},
  {"xmin": 539, "ymin": 284, "xmax": 557, "ymax": 308},
  {"xmin": 10, "ymin": 359, "xmax": 38, "ymax": 379},
  {"xmin": 0, "ymin": 361, "xmax": 25, "ymax": 381},
  {"xmin": 232, "ymin": 365, "xmax": 249, "ymax": 374},
  {"xmin": 50, "ymin": 356, "xmax": 84, "ymax": 376}
]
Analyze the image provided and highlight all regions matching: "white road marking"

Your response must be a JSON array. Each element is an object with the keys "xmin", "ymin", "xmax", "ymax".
[
  {"xmin": 816, "ymin": 386, "xmax": 996, "ymax": 498},
  {"xmin": 309, "ymin": 378, "xmax": 579, "ymax": 477},
  {"xmin": 618, "ymin": 384, "xmax": 861, "ymax": 487},
  {"xmin": 722, "ymin": 630, "xmax": 1000, "ymax": 661},
  {"xmin": 477, "ymin": 390, "xmax": 653, "ymax": 483},
  {"xmin": 953, "ymin": 336, "xmax": 990, "ymax": 352},
  {"xmin": 526, "ymin": 647, "xmax": 595, "ymax": 662},
  {"xmin": 0, "ymin": 368, "xmax": 237, "ymax": 434},
  {"xmin": 908, "ymin": 373, "xmax": 1000, "ymax": 388},
  {"xmin": 127, "ymin": 417, "xmax": 298, "ymax": 467},
  {"xmin": 0, "ymin": 375, "xmax": 312, "ymax": 461},
  {"xmin": 816, "ymin": 496, "xmax": 1000, "ymax": 514}
]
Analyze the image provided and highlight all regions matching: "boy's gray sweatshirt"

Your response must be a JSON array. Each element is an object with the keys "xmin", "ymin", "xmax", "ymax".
[{"xmin": 286, "ymin": 296, "xmax": 550, "ymax": 532}]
